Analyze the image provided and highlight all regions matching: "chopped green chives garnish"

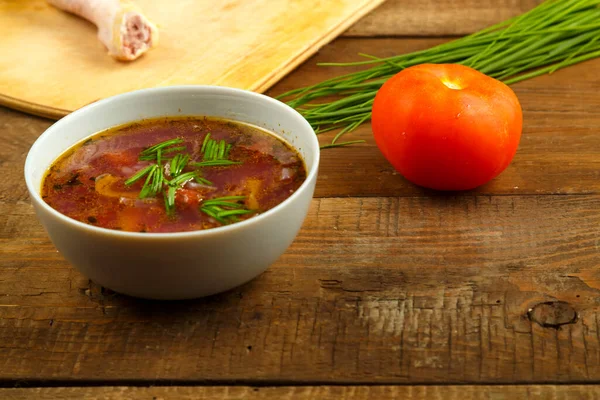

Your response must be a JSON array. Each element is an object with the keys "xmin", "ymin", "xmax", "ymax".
[
  {"xmin": 125, "ymin": 135, "xmax": 241, "ymax": 216},
  {"xmin": 199, "ymin": 206, "xmax": 227, "ymax": 224},
  {"xmin": 199, "ymin": 195, "xmax": 255, "ymax": 225},
  {"xmin": 139, "ymin": 165, "xmax": 159, "ymax": 198},
  {"xmin": 164, "ymin": 187, "xmax": 176, "ymax": 216},
  {"xmin": 170, "ymin": 153, "xmax": 189, "ymax": 177},
  {"xmin": 141, "ymin": 138, "xmax": 184, "ymax": 156},
  {"xmin": 162, "ymin": 146, "xmax": 187, "ymax": 155},
  {"xmin": 202, "ymin": 205, "xmax": 222, "ymax": 214},
  {"xmin": 170, "ymin": 154, "xmax": 180, "ymax": 177},
  {"xmin": 216, "ymin": 209, "xmax": 255, "ymax": 218},
  {"xmin": 201, "ymin": 133, "xmax": 211, "ymax": 153},
  {"xmin": 152, "ymin": 165, "xmax": 164, "ymax": 195},
  {"xmin": 204, "ymin": 195, "xmax": 246, "ymax": 201},
  {"xmin": 193, "ymin": 172, "xmax": 213, "ymax": 186},
  {"xmin": 139, "ymin": 138, "xmax": 185, "ymax": 162},
  {"xmin": 204, "ymin": 196, "xmax": 246, "ymax": 204},
  {"xmin": 200, "ymin": 200, "xmax": 245, "ymax": 208},
  {"xmin": 206, "ymin": 142, "xmax": 214, "ymax": 160},
  {"xmin": 124, "ymin": 164, "xmax": 155, "ymax": 186},
  {"xmin": 218, "ymin": 140, "xmax": 226, "ymax": 159},
  {"xmin": 192, "ymin": 160, "xmax": 242, "ymax": 167},
  {"xmin": 168, "ymin": 171, "xmax": 197, "ymax": 186},
  {"xmin": 205, "ymin": 140, "xmax": 214, "ymax": 159},
  {"xmin": 201, "ymin": 135, "xmax": 232, "ymax": 162}
]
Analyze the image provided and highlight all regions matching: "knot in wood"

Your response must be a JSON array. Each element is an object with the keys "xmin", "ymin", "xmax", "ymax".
[{"xmin": 527, "ymin": 301, "xmax": 578, "ymax": 329}]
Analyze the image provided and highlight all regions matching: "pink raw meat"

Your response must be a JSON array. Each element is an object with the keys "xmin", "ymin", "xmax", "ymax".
[{"xmin": 47, "ymin": 0, "xmax": 159, "ymax": 61}]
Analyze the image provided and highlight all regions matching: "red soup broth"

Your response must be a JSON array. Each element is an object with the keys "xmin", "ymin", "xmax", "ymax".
[{"xmin": 41, "ymin": 117, "xmax": 307, "ymax": 233}]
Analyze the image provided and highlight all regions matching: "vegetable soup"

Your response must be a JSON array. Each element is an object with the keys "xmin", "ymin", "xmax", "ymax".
[{"xmin": 41, "ymin": 117, "xmax": 307, "ymax": 233}]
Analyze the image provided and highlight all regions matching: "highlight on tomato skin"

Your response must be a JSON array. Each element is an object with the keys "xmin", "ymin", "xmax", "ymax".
[{"xmin": 371, "ymin": 63, "xmax": 523, "ymax": 191}]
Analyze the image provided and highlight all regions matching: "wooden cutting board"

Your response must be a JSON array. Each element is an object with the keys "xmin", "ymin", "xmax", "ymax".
[{"xmin": 0, "ymin": 0, "xmax": 384, "ymax": 119}]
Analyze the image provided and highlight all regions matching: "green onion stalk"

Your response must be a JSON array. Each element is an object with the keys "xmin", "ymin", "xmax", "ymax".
[{"xmin": 277, "ymin": 0, "xmax": 600, "ymax": 148}]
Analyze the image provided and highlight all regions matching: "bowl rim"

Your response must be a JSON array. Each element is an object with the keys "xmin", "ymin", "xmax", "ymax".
[{"xmin": 24, "ymin": 85, "xmax": 320, "ymax": 240}]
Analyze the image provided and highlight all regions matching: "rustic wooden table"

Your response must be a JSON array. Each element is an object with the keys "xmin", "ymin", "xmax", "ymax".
[{"xmin": 2, "ymin": 0, "xmax": 600, "ymax": 398}]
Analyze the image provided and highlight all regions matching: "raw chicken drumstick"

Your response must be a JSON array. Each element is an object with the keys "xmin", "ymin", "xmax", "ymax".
[{"xmin": 47, "ymin": 0, "xmax": 159, "ymax": 61}]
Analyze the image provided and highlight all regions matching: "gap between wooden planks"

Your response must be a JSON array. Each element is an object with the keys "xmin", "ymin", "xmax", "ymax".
[
  {"xmin": 2, "ymin": 38, "xmax": 600, "ymax": 201},
  {"xmin": 1, "ymin": 33, "xmax": 600, "ymax": 385},
  {"xmin": 2, "ymin": 385, "xmax": 600, "ymax": 399},
  {"xmin": 266, "ymin": 37, "xmax": 600, "ymax": 197},
  {"xmin": 1, "ymin": 195, "xmax": 600, "ymax": 382}
]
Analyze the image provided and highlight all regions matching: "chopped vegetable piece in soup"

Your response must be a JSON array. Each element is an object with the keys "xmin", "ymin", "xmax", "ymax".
[{"xmin": 41, "ymin": 117, "xmax": 307, "ymax": 233}]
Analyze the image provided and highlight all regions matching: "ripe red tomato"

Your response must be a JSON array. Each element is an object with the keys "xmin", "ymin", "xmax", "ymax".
[{"xmin": 371, "ymin": 63, "xmax": 523, "ymax": 191}]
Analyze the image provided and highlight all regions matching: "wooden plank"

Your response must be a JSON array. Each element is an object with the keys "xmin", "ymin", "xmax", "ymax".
[
  {"xmin": 3, "ymin": 385, "xmax": 600, "ymax": 400},
  {"xmin": 345, "ymin": 0, "xmax": 544, "ymax": 37},
  {"xmin": 1, "ymin": 195, "xmax": 599, "ymax": 382},
  {"xmin": 6, "ymin": 37, "xmax": 600, "ymax": 199},
  {"xmin": 268, "ymin": 36, "xmax": 600, "ymax": 197}
]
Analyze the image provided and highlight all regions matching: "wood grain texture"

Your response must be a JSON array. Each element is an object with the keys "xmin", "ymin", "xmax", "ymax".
[
  {"xmin": 3, "ymin": 385, "xmax": 600, "ymax": 399},
  {"xmin": 3, "ymin": 38, "xmax": 598, "ymax": 200},
  {"xmin": 1, "ymin": 195, "xmax": 600, "ymax": 382},
  {"xmin": 2, "ymin": 4, "xmax": 600, "ymax": 388},
  {"xmin": 0, "ymin": 0, "xmax": 384, "ymax": 118},
  {"xmin": 345, "ymin": 0, "xmax": 544, "ymax": 37},
  {"xmin": 267, "ymin": 37, "xmax": 600, "ymax": 197}
]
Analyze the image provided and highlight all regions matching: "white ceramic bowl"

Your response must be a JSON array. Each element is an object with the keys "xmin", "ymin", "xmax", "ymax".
[{"xmin": 24, "ymin": 86, "xmax": 319, "ymax": 300}]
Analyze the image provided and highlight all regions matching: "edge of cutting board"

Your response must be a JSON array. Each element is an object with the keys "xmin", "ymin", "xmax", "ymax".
[
  {"xmin": 0, "ymin": 0, "xmax": 385, "ymax": 121},
  {"xmin": 0, "ymin": 93, "xmax": 70, "ymax": 120},
  {"xmin": 250, "ymin": 0, "xmax": 386, "ymax": 93}
]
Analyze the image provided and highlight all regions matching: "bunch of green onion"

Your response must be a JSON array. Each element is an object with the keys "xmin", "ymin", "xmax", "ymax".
[{"xmin": 278, "ymin": 0, "xmax": 600, "ymax": 148}]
